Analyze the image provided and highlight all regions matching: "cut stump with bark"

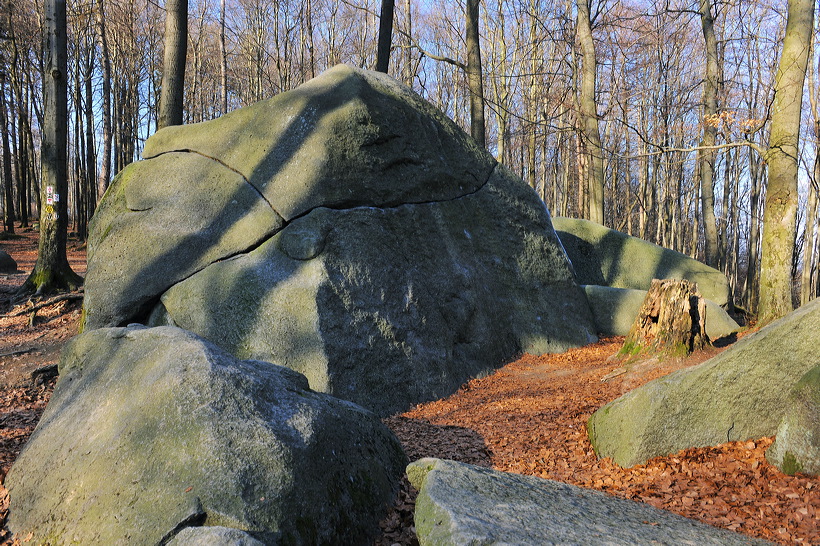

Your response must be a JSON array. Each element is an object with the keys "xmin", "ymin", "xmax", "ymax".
[{"xmin": 619, "ymin": 279, "xmax": 711, "ymax": 358}]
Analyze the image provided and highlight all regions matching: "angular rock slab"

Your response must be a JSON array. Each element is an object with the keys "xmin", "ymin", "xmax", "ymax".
[
  {"xmin": 84, "ymin": 152, "xmax": 283, "ymax": 328},
  {"xmin": 0, "ymin": 249, "xmax": 17, "ymax": 273},
  {"xmin": 167, "ymin": 527, "xmax": 266, "ymax": 546},
  {"xmin": 553, "ymin": 217, "xmax": 731, "ymax": 306},
  {"xmin": 766, "ymin": 364, "xmax": 820, "ymax": 476},
  {"xmin": 407, "ymin": 458, "xmax": 770, "ymax": 545},
  {"xmin": 5, "ymin": 326, "xmax": 407, "ymax": 545},
  {"xmin": 582, "ymin": 285, "xmax": 740, "ymax": 340},
  {"xmin": 588, "ymin": 298, "xmax": 820, "ymax": 468},
  {"xmin": 153, "ymin": 166, "xmax": 597, "ymax": 416}
]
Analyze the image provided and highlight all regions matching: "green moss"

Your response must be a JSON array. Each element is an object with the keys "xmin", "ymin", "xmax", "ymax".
[
  {"xmin": 781, "ymin": 451, "xmax": 803, "ymax": 476},
  {"xmin": 78, "ymin": 305, "xmax": 87, "ymax": 333},
  {"xmin": 617, "ymin": 340, "xmax": 643, "ymax": 358}
]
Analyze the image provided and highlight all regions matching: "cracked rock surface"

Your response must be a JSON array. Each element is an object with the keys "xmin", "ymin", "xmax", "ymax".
[
  {"xmin": 84, "ymin": 64, "xmax": 597, "ymax": 415},
  {"xmin": 6, "ymin": 326, "xmax": 406, "ymax": 545}
]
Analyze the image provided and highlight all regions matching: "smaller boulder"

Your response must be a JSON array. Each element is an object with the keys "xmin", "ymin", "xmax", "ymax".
[
  {"xmin": 583, "ymin": 285, "xmax": 739, "ymax": 340},
  {"xmin": 588, "ymin": 298, "xmax": 820, "ymax": 468},
  {"xmin": 553, "ymin": 217, "xmax": 731, "ymax": 307},
  {"xmin": 6, "ymin": 326, "xmax": 407, "ymax": 545},
  {"xmin": 766, "ymin": 364, "xmax": 820, "ymax": 476},
  {"xmin": 0, "ymin": 249, "xmax": 17, "ymax": 273},
  {"xmin": 407, "ymin": 458, "xmax": 770, "ymax": 545}
]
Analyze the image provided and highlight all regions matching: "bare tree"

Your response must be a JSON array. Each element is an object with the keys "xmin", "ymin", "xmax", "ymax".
[
  {"xmin": 465, "ymin": 0, "xmax": 485, "ymax": 148},
  {"xmin": 376, "ymin": 0, "xmax": 395, "ymax": 73},
  {"xmin": 758, "ymin": 0, "xmax": 815, "ymax": 323},
  {"xmin": 22, "ymin": 0, "xmax": 82, "ymax": 295},
  {"xmin": 158, "ymin": 0, "xmax": 188, "ymax": 129},
  {"xmin": 575, "ymin": 0, "xmax": 604, "ymax": 224},
  {"xmin": 697, "ymin": 0, "xmax": 720, "ymax": 267}
]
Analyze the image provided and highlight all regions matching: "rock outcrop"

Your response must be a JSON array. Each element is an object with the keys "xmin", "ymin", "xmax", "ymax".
[
  {"xmin": 582, "ymin": 285, "xmax": 739, "ymax": 340},
  {"xmin": 766, "ymin": 364, "xmax": 820, "ymax": 476},
  {"xmin": 553, "ymin": 217, "xmax": 731, "ymax": 307},
  {"xmin": 588, "ymin": 298, "xmax": 820, "ymax": 468},
  {"xmin": 407, "ymin": 458, "xmax": 770, "ymax": 545},
  {"xmin": 5, "ymin": 326, "xmax": 406, "ymax": 545},
  {"xmin": 0, "ymin": 249, "xmax": 17, "ymax": 273},
  {"xmin": 84, "ymin": 64, "xmax": 597, "ymax": 415}
]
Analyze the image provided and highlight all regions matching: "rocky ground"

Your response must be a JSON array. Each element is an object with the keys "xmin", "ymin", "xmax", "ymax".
[{"xmin": 0, "ymin": 232, "xmax": 817, "ymax": 545}]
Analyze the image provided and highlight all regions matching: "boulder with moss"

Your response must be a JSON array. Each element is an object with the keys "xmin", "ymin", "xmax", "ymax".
[
  {"xmin": 588, "ymin": 298, "xmax": 820, "ymax": 468},
  {"xmin": 766, "ymin": 364, "xmax": 820, "ymax": 476},
  {"xmin": 553, "ymin": 217, "xmax": 731, "ymax": 307},
  {"xmin": 84, "ymin": 65, "xmax": 596, "ymax": 416},
  {"xmin": 5, "ymin": 325, "xmax": 406, "ymax": 545}
]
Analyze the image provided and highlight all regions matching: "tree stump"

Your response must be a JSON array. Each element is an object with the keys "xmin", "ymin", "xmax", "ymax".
[{"xmin": 619, "ymin": 279, "xmax": 711, "ymax": 358}]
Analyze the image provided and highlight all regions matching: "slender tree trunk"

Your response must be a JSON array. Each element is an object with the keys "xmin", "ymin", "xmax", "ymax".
[
  {"xmin": 758, "ymin": 0, "xmax": 814, "ymax": 324},
  {"xmin": 158, "ymin": 0, "xmax": 188, "ymax": 129},
  {"xmin": 220, "ymin": 0, "xmax": 228, "ymax": 113},
  {"xmin": 24, "ymin": 0, "xmax": 82, "ymax": 295},
  {"xmin": 465, "ymin": 0, "xmax": 485, "ymax": 149},
  {"xmin": 96, "ymin": 0, "xmax": 112, "ymax": 194},
  {"xmin": 1, "ymin": 72, "xmax": 14, "ymax": 233},
  {"xmin": 744, "ymin": 145, "xmax": 762, "ymax": 312},
  {"xmin": 697, "ymin": 0, "xmax": 720, "ymax": 267},
  {"xmin": 802, "ymin": 174, "xmax": 818, "ymax": 305},
  {"xmin": 376, "ymin": 0, "xmax": 395, "ymax": 73},
  {"xmin": 576, "ymin": 0, "xmax": 605, "ymax": 225}
]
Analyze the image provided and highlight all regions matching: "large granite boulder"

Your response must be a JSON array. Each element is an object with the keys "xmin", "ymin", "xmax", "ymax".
[
  {"xmin": 84, "ymin": 64, "xmax": 597, "ymax": 415},
  {"xmin": 5, "ymin": 326, "xmax": 407, "ymax": 545},
  {"xmin": 583, "ymin": 285, "xmax": 740, "ymax": 340},
  {"xmin": 766, "ymin": 364, "xmax": 820, "ymax": 476},
  {"xmin": 553, "ymin": 217, "xmax": 731, "ymax": 307},
  {"xmin": 588, "ymin": 298, "xmax": 820, "ymax": 468},
  {"xmin": 407, "ymin": 458, "xmax": 770, "ymax": 545}
]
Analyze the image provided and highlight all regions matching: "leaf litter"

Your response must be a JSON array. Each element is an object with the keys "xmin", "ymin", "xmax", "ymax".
[{"xmin": 377, "ymin": 337, "xmax": 819, "ymax": 545}]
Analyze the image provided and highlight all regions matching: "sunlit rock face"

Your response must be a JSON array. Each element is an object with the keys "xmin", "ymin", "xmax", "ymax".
[{"xmin": 85, "ymin": 64, "xmax": 596, "ymax": 415}]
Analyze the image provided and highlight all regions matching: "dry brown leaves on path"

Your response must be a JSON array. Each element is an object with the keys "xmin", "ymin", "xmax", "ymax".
[{"xmin": 378, "ymin": 338, "xmax": 819, "ymax": 545}]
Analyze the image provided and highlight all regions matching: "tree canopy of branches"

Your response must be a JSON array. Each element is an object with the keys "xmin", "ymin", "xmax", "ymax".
[{"xmin": 0, "ymin": 0, "xmax": 818, "ymax": 314}]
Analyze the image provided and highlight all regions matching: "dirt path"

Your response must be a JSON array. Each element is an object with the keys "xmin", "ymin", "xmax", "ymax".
[{"xmin": 1, "ymin": 232, "xmax": 818, "ymax": 545}]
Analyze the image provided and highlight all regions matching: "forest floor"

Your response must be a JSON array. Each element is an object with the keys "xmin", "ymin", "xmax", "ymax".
[{"xmin": 0, "ymin": 231, "xmax": 818, "ymax": 545}]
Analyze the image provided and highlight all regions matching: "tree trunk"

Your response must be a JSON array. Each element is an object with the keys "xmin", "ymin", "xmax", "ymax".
[
  {"xmin": 1, "ymin": 72, "xmax": 15, "ymax": 234},
  {"xmin": 220, "ymin": 0, "xmax": 228, "ymax": 113},
  {"xmin": 96, "ymin": 0, "xmax": 112, "ymax": 194},
  {"xmin": 758, "ymin": 0, "xmax": 814, "ymax": 324},
  {"xmin": 620, "ymin": 279, "xmax": 711, "ymax": 358},
  {"xmin": 465, "ymin": 0, "xmax": 485, "ymax": 149},
  {"xmin": 158, "ymin": 0, "xmax": 188, "ymax": 129},
  {"xmin": 23, "ymin": 0, "xmax": 82, "ymax": 295},
  {"xmin": 697, "ymin": 0, "xmax": 720, "ymax": 267},
  {"xmin": 376, "ymin": 0, "xmax": 395, "ymax": 73},
  {"xmin": 576, "ymin": 0, "xmax": 605, "ymax": 225}
]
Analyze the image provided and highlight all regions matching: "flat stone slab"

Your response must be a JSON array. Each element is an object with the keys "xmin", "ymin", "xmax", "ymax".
[{"xmin": 407, "ymin": 458, "xmax": 771, "ymax": 545}]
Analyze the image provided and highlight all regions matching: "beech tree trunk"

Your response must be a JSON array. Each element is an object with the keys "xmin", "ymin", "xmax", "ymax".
[
  {"xmin": 576, "ymin": 0, "xmax": 605, "ymax": 225},
  {"xmin": 23, "ymin": 0, "xmax": 82, "ymax": 295},
  {"xmin": 698, "ymin": 0, "xmax": 720, "ymax": 268},
  {"xmin": 758, "ymin": 0, "xmax": 814, "ymax": 324},
  {"xmin": 376, "ymin": 0, "xmax": 395, "ymax": 73},
  {"xmin": 620, "ymin": 279, "xmax": 710, "ymax": 358},
  {"xmin": 465, "ymin": 0, "xmax": 485, "ymax": 149},
  {"xmin": 158, "ymin": 0, "xmax": 188, "ymax": 129}
]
